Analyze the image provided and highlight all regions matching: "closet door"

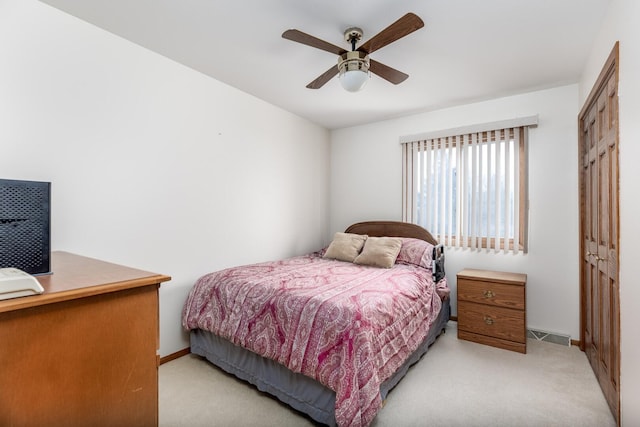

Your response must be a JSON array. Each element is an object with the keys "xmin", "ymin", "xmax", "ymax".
[{"xmin": 579, "ymin": 42, "xmax": 619, "ymax": 424}]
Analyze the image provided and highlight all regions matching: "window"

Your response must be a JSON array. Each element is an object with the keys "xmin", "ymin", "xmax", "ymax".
[{"xmin": 401, "ymin": 117, "xmax": 537, "ymax": 253}]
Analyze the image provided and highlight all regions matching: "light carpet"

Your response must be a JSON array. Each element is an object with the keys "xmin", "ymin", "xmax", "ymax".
[{"xmin": 159, "ymin": 322, "xmax": 615, "ymax": 426}]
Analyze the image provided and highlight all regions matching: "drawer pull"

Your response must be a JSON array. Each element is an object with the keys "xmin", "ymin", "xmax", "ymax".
[
  {"xmin": 483, "ymin": 290, "xmax": 495, "ymax": 298},
  {"xmin": 483, "ymin": 316, "xmax": 494, "ymax": 325}
]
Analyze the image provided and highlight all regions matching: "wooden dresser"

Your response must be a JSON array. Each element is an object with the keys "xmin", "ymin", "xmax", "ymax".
[
  {"xmin": 0, "ymin": 251, "xmax": 171, "ymax": 427},
  {"xmin": 457, "ymin": 268, "xmax": 527, "ymax": 353}
]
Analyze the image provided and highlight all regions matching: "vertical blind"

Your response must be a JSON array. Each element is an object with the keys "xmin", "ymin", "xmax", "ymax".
[{"xmin": 401, "ymin": 117, "xmax": 537, "ymax": 253}]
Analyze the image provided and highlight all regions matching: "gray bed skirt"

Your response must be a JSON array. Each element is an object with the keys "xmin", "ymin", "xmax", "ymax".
[{"xmin": 190, "ymin": 297, "xmax": 451, "ymax": 426}]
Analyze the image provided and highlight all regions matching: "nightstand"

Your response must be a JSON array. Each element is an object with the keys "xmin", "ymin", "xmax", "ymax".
[{"xmin": 457, "ymin": 268, "xmax": 527, "ymax": 353}]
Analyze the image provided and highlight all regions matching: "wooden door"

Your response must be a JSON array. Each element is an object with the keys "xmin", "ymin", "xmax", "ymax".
[{"xmin": 579, "ymin": 42, "xmax": 620, "ymax": 424}]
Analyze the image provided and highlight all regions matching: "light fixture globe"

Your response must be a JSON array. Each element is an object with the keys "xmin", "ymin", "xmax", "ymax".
[{"xmin": 338, "ymin": 51, "xmax": 370, "ymax": 92}]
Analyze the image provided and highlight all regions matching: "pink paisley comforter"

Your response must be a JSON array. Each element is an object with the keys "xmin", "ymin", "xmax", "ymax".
[{"xmin": 182, "ymin": 253, "xmax": 446, "ymax": 427}]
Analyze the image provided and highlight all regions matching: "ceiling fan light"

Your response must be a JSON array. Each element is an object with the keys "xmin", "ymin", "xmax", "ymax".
[
  {"xmin": 340, "ymin": 70, "xmax": 369, "ymax": 92},
  {"xmin": 338, "ymin": 51, "xmax": 370, "ymax": 92}
]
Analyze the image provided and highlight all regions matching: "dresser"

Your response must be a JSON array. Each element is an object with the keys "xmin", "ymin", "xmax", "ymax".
[
  {"xmin": 457, "ymin": 268, "xmax": 527, "ymax": 353},
  {"xmin": 0, "ymin": 251, "xmax": 171, "ymax": 427}
]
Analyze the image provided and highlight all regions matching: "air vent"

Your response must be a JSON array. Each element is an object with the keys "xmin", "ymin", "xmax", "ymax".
[{"xmin": 528, "ymin": 329, "xmax": 571, "ymax": 346}]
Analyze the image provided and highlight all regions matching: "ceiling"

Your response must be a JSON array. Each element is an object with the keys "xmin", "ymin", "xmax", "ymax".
[{"xmin": 40, "ymin": 0, "xmax": 611, "ymax": 130}]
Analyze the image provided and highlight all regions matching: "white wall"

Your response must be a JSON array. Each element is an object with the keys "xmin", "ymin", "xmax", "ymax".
[
  {"xmin": 330, "ymin": 85, "xmax": 581, "ymax": 338},
  {"xmin": 0, "ymin": 0, "xmax": 330, "ymax": 356},
  {"xmin": 579, "ymin": 0, "xmax": 640, "ymax": 425}
]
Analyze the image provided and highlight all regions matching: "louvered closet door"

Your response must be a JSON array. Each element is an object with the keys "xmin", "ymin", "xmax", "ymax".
[{"xmin": 579, "ymin": 43, "xmax": 619, "ymax": 424}]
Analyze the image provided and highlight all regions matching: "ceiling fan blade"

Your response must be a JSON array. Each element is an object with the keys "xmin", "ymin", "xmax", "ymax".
[
  {"xmin": 358, "ymin": 13, "xmax": 424, "ymax": 54},
  {"xmin": 282, "ymin": 29, "xmax": 347, "ymax": 55},
  {"xmin": 369, "ymin": 59, "xmax": 409, "ymax": 85},
  {"xmin": 306, "ymin": 65, "xmax": 339, "ymax": 89}
]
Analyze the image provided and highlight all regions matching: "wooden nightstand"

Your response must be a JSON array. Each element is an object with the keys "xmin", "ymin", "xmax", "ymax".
[{"xmin": 457, "ymin": 268, "xmax": 527, "ymax": 353}]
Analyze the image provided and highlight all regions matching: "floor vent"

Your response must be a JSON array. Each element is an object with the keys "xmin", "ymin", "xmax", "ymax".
[{"xmin": 527, "ymin": 329, "xmax": 571, "ymax": 346}]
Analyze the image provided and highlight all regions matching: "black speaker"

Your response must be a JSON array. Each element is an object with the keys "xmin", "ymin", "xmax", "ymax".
[{"xmin": 0, "ymin": 179, "xmax": 51, "ymax": 275}]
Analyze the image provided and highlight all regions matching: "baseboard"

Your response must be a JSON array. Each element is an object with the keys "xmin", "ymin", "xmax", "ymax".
[
  {"xmin": 160, "ymin": 347, "xmax": 190, "ymax": 365},
  {"xmin": 449, "ymin": 315, "xmax": 458, "ymax": 321}
]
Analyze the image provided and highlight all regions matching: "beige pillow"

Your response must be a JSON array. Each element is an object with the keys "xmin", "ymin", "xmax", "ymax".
[
  {"xmin": 354, "ymin": 237, "xmax": 403, "ymax": 268},
  {"xmin": 323, "ymin": 232, "xmax": 367, "ymax": 262}
]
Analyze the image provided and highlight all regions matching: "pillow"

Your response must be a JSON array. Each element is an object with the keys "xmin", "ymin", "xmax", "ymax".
[
  {"xmin": 323, "ymin": 232, "xmax": 367, "ymax": 262},
  {"xmin": 353, "ymin": 237, "xmax": 403, "ymax": 268},
  {"xmin": 396, "ymin": 237, "xmax": 434, "ymax": 269}
]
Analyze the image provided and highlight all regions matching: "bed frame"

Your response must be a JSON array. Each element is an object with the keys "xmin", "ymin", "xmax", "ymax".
[
  {"xmin": 190, "ymin": 220, "xmax": 449, "ymax": 426},
  {"xmin": 345, "ymin": 220, "xmax": 438, "ymax": 245}
]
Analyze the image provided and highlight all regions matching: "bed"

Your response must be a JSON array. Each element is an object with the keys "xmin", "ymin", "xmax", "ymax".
[{"xmin": 182, "ymin": 221, "xmax": 450, "ymax": 427}]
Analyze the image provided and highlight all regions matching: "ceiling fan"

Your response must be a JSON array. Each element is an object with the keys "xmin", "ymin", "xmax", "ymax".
[{"xmin": 282, "ymin": 13, "xmax": 424, "ymax": 92}]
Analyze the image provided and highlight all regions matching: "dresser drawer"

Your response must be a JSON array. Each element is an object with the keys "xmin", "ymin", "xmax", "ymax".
[
  {"xmin": 458, "ymin": 300, "xmax": 526, "ymax": 343},
  {"xmin": 457, "ymin": 279, "xmax": 525, "ymax": 310}
]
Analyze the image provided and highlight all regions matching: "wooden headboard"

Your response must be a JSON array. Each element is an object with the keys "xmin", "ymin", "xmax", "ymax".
[{"xmin": 344, "ymin": 221, "xmax": 438, "ymax": 246}]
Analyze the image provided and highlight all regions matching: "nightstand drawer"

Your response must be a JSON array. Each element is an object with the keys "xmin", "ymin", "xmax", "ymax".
[
  {"xmin": 457, "ymin": 279, "xmax": 525, "ymax": 310},
  {"xmin": 457, "ymin": 300, "xmax": 526, "ymax": 343}
]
